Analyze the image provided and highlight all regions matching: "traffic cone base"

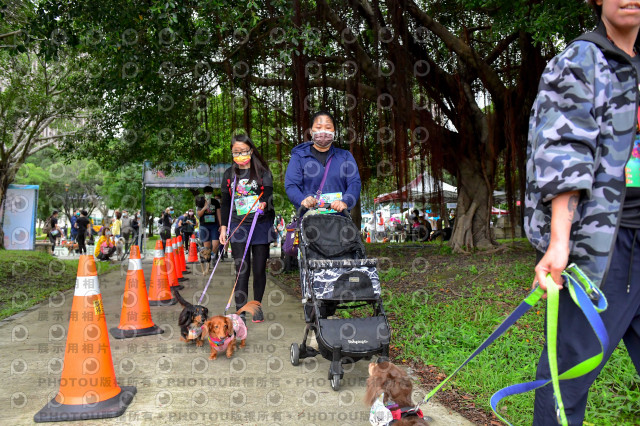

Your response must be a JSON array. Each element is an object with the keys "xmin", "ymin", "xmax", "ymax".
[
  {"xmin": 109, "ymin": 324, "xmax": 164, "ymax": 339},
  {"xmin": 34, "ymin": 386, "xmax": 136, "ymax": 423},
  {"xmin": 149, "ymin": 298, "xmax": 178, "ymax": 306}
]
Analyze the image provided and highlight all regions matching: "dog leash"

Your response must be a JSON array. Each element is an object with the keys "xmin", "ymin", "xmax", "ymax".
[
  {"xmin": 419, "ymin": 264, "xmax": 608, "ymax": 425},
  {"xmin": 224, "ymin": 207, "xmax": 262, "ymax": 314}
]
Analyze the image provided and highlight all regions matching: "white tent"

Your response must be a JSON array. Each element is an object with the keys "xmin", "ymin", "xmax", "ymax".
[{"xmin": 374, "ymin": 171, "xmax": 457, "ymax": 203}]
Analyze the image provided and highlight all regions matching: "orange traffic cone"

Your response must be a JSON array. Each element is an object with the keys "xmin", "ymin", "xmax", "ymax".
[
  {"xmin": 34, "ymin": 255, "xmax": 136, "ymax": 422},
  {"xmin": 187, "ymin": 234, "xmax": 198, "ymax": 263},
  {"xmin": 177, "ymin": 236, "xmax": 189, "ymax": 274},
  {"xmin": 366, "ymin": 232, "xmax": 371, "ymax": 243},
  {"xmin": 172, "ymin": 238, "xmax": 187, "ymax": 283},
  {"xmin": 165, "ymin": 238, "xmax": 183, "ymax": 290},
  {"xmin": 110, "ymin": 246, "xmax": 164, "ymax": 339},
  {"xmin": 148, "ymin": 240, "xmax": 177, "ymax": 306}
]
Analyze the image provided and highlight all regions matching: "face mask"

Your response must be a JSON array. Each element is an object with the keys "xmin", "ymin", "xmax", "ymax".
[
  {"xmin": 205, "ymin": 194, "xmax": 211, "ymax": 201},
  {"xmin": 170, "ymin": 210, "xmax": 174, "ymax": 214},
  {"xmin": 106, "ymin": 232, "xmax": 111, "ymax": 236},
  {"xmin": 233, "ymin": 155, "xmax": 251, "ymax": 166},
  {"xmin": 312, "ymin": 130, "xmax": 334, "ymax": 148}
]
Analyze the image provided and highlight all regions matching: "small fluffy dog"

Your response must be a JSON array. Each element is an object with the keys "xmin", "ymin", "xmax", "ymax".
[
  {"xmin": 115, "ymin": 237, "xmax": 125, "ymax": 258},
  {"xmin": 201, "ymin": 301, "xmax": 262, "ymax": 360},
  {"xmin": 173, "ymin": 289, "xmax": 209, "ymax": 347},
  {"xmin": 365, "ymin": 361, "xmax": 430, "ymax": 425},
  {"xmin": 198, "ymin": 247, "xmax": 212, "ymax": 275}
]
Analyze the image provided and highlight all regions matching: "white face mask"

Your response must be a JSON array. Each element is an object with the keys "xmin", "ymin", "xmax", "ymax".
[{"xmin": 312, "ymin": 130, "xmax": 335, "ymax": 148}]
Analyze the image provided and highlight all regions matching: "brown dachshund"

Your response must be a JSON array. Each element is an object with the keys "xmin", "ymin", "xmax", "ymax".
[
  {"xmin": 200, "ymin": 301, "xmax": 262, "ymax": 360},
  {"xmin": 365, "ymin": 361, "xmax": 430, "ymax": 425}
]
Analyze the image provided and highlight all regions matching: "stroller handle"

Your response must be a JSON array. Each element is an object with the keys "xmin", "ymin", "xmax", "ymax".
[{"xmin": 296, "ymin": 205, "xmax": 352, "ymax": 219}]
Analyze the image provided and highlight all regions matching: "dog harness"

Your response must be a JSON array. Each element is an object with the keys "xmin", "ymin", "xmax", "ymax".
[
  {"xmin": 203, "ymin": 314, "xmax": 247, "ymax": 352},
  {"xmin": 369, "ymin": 393, "xmax": 424, "ymax": 426}
]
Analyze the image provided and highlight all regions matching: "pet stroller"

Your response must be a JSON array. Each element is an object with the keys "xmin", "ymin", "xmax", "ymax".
[{"xmin": 289, "ymin": 213, "xmax": 390, "ymax": 391}]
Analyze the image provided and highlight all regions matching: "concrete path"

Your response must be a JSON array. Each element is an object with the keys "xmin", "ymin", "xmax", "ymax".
[{"xmin": 0, "ymin": 255, "xmax": 473, "ymax": 425}]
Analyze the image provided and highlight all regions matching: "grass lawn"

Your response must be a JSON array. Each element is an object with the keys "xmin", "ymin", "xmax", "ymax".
[
  {"xmin": 271, "ymin": 240, "xmax": 639, "ymax": 425},
  {"xmin": 0, "ymin": 250, "xmax": 120, "ymax": 320}
]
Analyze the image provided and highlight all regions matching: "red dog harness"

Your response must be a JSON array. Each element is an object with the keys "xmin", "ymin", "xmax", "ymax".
[{"xmin": 386, "ymin": 404, "xmax": 424, "ymax": 423}]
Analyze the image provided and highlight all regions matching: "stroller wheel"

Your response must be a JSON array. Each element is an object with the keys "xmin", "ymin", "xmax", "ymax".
[
  {"xmin": 290, "ymin": 343, "xmax": 300, "ymax": 366},
  {"xmin": 330, "ymin": 374, "xmax": 341, "ymax": 391}
]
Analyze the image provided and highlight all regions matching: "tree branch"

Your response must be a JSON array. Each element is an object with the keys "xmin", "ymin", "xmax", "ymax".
[{"xmin": 402, "ymin": 0, "xmax": 506, "ymax": 102}]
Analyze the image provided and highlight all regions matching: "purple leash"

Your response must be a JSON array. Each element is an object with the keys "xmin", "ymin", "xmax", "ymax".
[
  {"xmin": 198, "ymin": 176, "xmax": 236, "ymax": 305},
  {"xmin": 224, "ymin": 208, "xmax": 262, "ymax": 314}
]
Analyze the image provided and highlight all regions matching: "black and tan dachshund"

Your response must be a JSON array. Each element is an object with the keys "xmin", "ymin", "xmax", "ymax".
[{"xmin": 172, "ymin": 288, "xmax": 208, "ymax": 347}]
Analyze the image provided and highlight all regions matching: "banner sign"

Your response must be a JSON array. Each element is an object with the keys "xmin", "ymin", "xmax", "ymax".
[
  {"xmin": 1, "ymin": 184, "xmax": 39, "ymax": 250},
  {"xmin": 143, "ymin": 162, "xmax": 231, "ymax": 188}
]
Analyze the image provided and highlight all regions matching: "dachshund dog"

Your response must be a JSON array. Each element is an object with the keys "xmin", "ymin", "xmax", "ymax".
[
  {"xmin": 200, "ymin": 301, "xmax": 262, "ymax": 360},
  {"xmin": 173, "ymin": 289, "xmax": 209, "ymax": 347},
  {"xmin": 365, "ymin": 361, "xmax": 430, "ymax": 425}
]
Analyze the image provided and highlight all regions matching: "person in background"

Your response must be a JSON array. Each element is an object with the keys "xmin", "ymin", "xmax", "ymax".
[
  {"xmin": 120, "ymin": 210, "xmax": 134, "ymax": 253},
  {"xmin": 95, "ymin": 227, "xmax": 116, "ymax": 261},
  {"xmin": 75, "ymin": 210, "xmax": 90, "ymax": 254},
  {"xmin": 174, "ymin": 211, "xmax": 186, "ymax": 241},
  {"xmin": 160, "ymin": 206, "xmax": 174, "ymax": 250},
  {"xmin": 70, "ymin": 210, "xmax": 79, "ymax": 242},
  {"xmin": 46, "ymin": 211, "xmax": 61, "ymax": 254},
  {"xmin": 111, "ymin": 210, "xmax": 122, "ymax": 239},
  {"xmin": 196, "ymin": 186, "xmax": 222, "ymax": 264},
  {"xmin": 179, "ymin": 209, "xmax": 197, "ymax": 253},
  {"xmin": 131, "ymin": 211, "xmax": 140, "ymax": 247}
]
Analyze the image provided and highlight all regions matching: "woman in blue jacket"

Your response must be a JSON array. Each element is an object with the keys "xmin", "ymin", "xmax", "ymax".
[{"xmin": 285, "ymin": 111, "xmax": 361, "ymax": 215}]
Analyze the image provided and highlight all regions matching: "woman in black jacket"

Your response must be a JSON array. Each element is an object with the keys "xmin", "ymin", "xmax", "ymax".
[{"xmin": 220, "ymin": 134, "xmax": 276, "ymax": 323}]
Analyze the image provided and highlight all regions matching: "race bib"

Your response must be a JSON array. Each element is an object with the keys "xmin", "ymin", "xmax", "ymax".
[
  {"xmin": 317, "ymin": 192, "xmax": 343, "ymax": 214},
  {"xmin": 203, "ymin": 214, "xmax": 216, "ymax": 223},
  {"xmin": 235, "ymin": 195, "xmax": 259, "ymax": 215}
]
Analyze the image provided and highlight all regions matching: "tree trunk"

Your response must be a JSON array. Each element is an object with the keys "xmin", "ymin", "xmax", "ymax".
[
  {"xmin": 450, "ymin": 156, "xmax": 495, "ymax": 252},
  {"xmin": 0, "ymin": 164, "xmax": 18, "ymax": 250}
]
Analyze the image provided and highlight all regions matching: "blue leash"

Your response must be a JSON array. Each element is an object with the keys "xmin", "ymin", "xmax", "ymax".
[{"xmin": 419, "ymin": 264, "xmax": 608, "ymax": 425}]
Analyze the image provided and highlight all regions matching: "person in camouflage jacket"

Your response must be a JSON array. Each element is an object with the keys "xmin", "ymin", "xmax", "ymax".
[{"xmin": 525, "ymin": 2, "xmax": 640, "ymax": 423}]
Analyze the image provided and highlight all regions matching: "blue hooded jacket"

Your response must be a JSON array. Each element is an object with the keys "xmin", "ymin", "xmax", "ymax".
[{"xmin": 285, "ymin": 142, "xmax": 361, "ymax": 213}]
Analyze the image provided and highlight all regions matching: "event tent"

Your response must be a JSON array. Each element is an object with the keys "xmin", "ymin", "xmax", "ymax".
[{"xmin": 374, "ymin": 171, "xmax": 458, "ymax": 204}]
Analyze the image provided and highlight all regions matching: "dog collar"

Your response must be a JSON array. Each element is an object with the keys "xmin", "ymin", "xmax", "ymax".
[{"xmin": 202, "ymin": 326, "xmax": 233, "ymax": 347}]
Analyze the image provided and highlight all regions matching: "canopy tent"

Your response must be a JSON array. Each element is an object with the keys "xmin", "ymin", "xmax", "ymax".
[
  {"xmin": 138, "ymin": 162, "xmax": 231, "ymax": 250},
  {"xmin": 374, "ymin": 172, "xmax": 458, "ymax": 204}
]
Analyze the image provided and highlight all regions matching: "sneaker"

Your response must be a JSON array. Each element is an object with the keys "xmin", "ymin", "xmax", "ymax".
[{"xmin": 252, "ymin": 309, "xmax": 264, "ymax": 323}]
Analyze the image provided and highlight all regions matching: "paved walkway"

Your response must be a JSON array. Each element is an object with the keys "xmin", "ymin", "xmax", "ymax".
[{"xmin": 0, "ymin": 254, "xmax": 473, "ymax": 425}]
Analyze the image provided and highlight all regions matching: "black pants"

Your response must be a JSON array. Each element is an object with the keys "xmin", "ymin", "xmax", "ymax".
[
  {"xmin": 48, "ymin": 233, "xmax": 57, "ymax": 251},
  {"xmin": 76, "ymin": 232, "xmax": 87, "ymax": 254},
  {"xmin": 231, "ymin": 243, "xmax": 269, "ymax": 309},
  {"xmin": 182, "ymin": 232, "xmax": 193, "ymax": 251},
  {"xmin": 160, "ymin": 228, "xmax": 171, "ymax": 250},
  {"xmin": 97, "ymin": 246, "xmax": 116, "ymax": 261},
  {"xmin": 533, "ymin": 227, "xmax": 640, "ymax": 424}
]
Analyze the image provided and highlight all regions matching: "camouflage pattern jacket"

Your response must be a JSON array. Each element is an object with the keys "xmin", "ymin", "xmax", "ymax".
[{"xmin": 525, "ymin": 22, "xmax": 639, "ymax": 288}]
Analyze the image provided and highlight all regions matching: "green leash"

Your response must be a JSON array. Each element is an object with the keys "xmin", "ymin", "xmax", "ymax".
[{"xmin": 418, "ymin": 264, "xmax": 609, "ymax": 425}]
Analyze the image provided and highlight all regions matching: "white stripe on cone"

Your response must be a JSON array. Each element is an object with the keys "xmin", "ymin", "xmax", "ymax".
[
  {"xmin": 128, "ymin": 258, "xmax": 143, "ymax": 271},
  {"xmin": 154, "ymin": 249, "xmax": 164, "ymax": 258},
  {"xmin": 74, "ymin": 275, "xmax": 100, "ymax": 297}
]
